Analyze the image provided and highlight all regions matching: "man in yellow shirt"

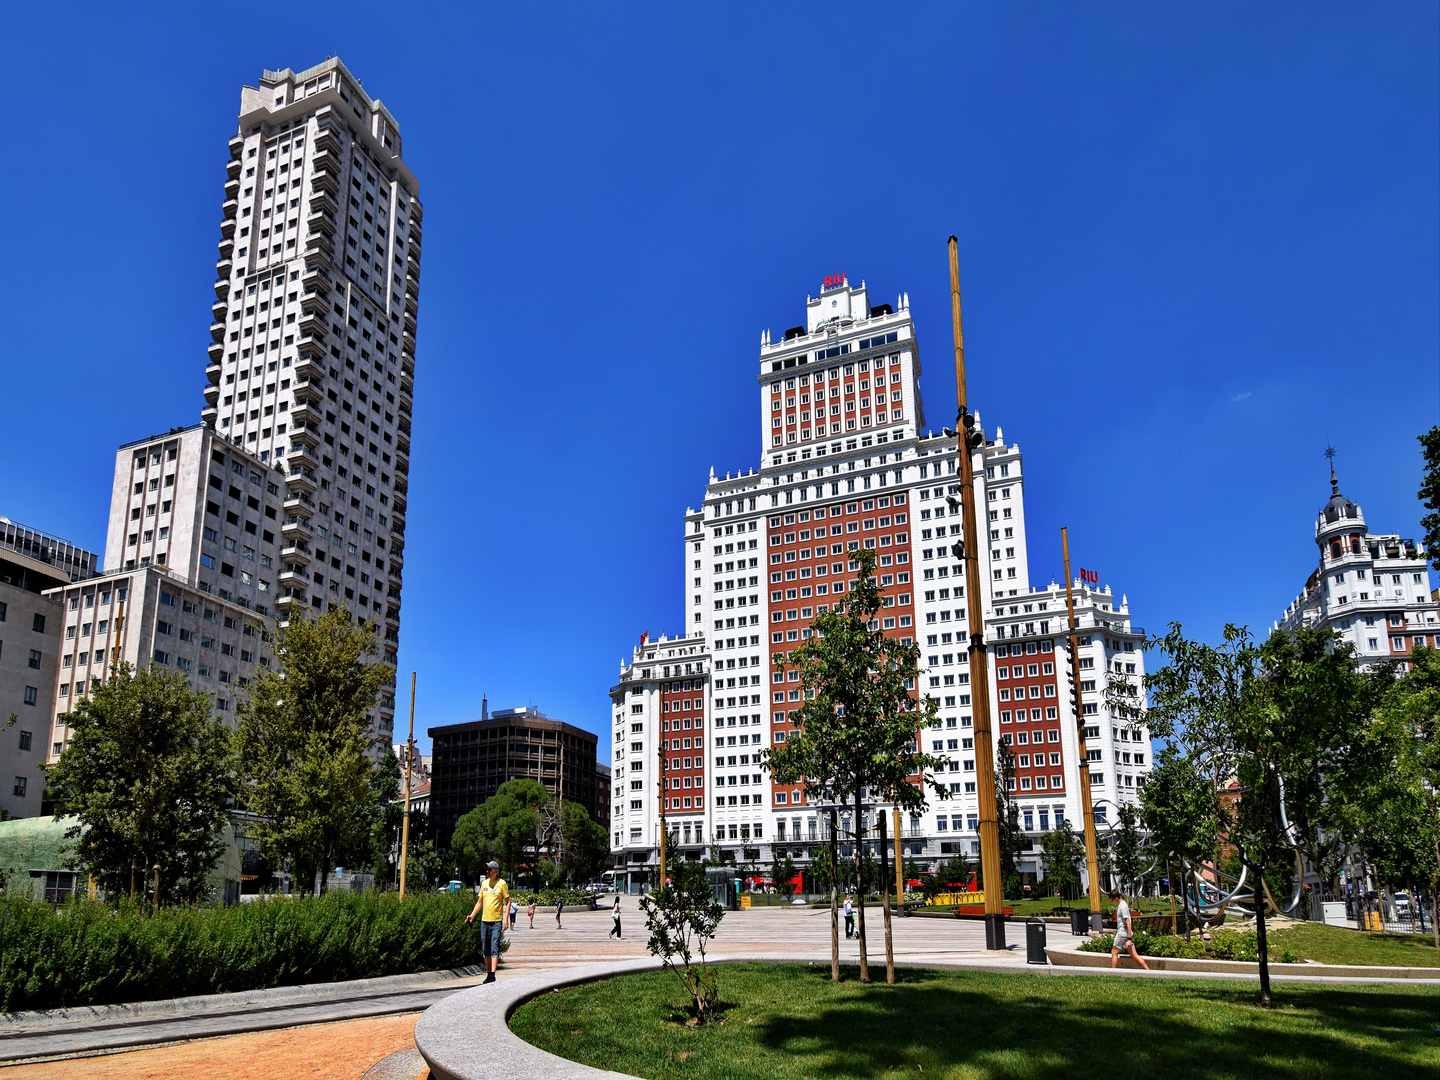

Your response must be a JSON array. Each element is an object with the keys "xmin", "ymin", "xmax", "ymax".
[{"xmin": 465, "ymin": 861, "xmax": 508, "ymax": 983}]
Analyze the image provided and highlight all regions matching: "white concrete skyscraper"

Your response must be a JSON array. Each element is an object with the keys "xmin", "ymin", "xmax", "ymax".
[
  {"xmin": 204, "ymin": 59, "xmax": 420, "ymax": 688},
  {"xmin": 38, "ymin": 59, "xmax": 420, "ymax": 770}
]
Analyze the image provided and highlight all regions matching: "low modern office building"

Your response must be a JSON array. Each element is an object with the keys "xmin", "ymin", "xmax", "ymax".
[{"xmin": 429, "ymin": 705, "xmax": 600, "ymax": 853}]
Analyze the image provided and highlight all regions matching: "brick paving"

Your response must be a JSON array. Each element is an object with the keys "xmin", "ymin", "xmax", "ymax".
[{"xmin": 0, "ymin": 1011, "xmax": 425, "ymax": 1080}]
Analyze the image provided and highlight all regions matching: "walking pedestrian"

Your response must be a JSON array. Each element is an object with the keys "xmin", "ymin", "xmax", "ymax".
[
  {"xmin": 1109, "ymin": 888, "xmax": 1150, "ymax": 970},
  {"xmin": 527, "ymin": 897, "xmax": 536, "ymax": 929},
  {"xmin": 464, "ymin": 861, "xmax": 508, "ymax": 984},
  {"xmin": 843, "ymin": 893, "xmax": 855, "ymax": 939},
  {"xmin": 508, "ymin": 897, "xmax": 518, "ymax": 930},
  {"xmin": 609, "ymin": 896, "xmax": 622, "ymax": 939},
  {"xmin": 555, "ymin": 894, "xmax": 564, "ymax": 929}
]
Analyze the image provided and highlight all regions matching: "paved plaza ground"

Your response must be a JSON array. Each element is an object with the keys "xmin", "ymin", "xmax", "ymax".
[{"xmin": 15, "ymin": 901, "xmax": 1411, "ymax": 1079}]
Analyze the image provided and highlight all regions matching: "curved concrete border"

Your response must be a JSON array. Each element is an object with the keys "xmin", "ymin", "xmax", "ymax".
[
  {"xmin": 414, "ymin": 957, "xmax": 665, "ymax": 1080},
  {"xmin": 415, "ymin": 953, "xmax": 1440, "ymax": 1080}
]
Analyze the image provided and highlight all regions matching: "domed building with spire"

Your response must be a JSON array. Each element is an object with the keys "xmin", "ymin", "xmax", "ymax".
[{"xmin": 1276, "ymin": 454, "xmax": 1437, "ymax": 665}]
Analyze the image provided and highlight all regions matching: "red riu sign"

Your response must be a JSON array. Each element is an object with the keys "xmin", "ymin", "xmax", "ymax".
[
  {"xmin": 822, "ymin": 273, "xmax": 847, "ymax": 289},
  {"xmin": 1079, "ymin": 568, "xmax": 1099, "ymax": 585}
]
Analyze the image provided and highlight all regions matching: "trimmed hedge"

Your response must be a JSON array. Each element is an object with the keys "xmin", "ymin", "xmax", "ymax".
[
  {"xmin": 510, "ymin": 889, "xmax": 590, "ymax": 907},
  {"xmin": 1079, "ymin": 928, "xmax": 1299, "ymax": 963},
  {"xmin": 0, "ymin": 890, "xmax": 490, "ymax": 1013}
]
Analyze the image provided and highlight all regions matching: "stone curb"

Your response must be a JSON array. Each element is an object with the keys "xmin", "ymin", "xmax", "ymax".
[
  {"xmin": 415, "ymin": 953, "xmax": 1440, "ymax": 1080},
  {"xmin": 0, "ymin": 966, "xmax": 484, "ymax": 1035}
]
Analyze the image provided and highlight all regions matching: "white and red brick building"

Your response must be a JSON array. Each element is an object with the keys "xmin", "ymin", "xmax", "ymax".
[{"xmin": 609, "ymin": 277, "xmax": 1152, "ymax": 891}]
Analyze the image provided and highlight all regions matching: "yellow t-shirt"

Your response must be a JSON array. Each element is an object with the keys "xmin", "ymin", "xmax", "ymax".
[{"xmin": 479, "ymin": 878, "xmax": 509, "ymax": 922}]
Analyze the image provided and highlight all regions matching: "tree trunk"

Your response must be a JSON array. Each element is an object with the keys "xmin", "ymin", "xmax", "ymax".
[
  {"xmin": 1168, "ymin": 858, "xmax": 1178, "ymax": 937},
  {"xmin": 1254, "ymin": 870, "xmax": 1272, "ymax": 1008},
  {"xmin": 829, "ymin": 808, "xmax": 840, "ymax": 982},
  {"xmin": 880, "ymin": 810, "xmax": 894, "ymax": 984},
  {"xmin": 855, "ymin": 788, "xmax": 870, "ymax": 983}
]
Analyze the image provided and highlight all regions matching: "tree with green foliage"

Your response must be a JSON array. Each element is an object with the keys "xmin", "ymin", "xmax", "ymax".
[
  {"xmin": 1144, "ymin": 622, "xmax": 1376, "ymax": 1007},
  {"xmin": 448, "ymin": 778, "xmax": 549, "ymax": 884},
  {"xmin": 407, "ymin": 839, "xmax": 444, "ymax": 890},
  {"xmin": 993, "ymin": 742, "xmax": 1023, "ymax": 899},
  {"xmin": 1111, "ymin": 802, "xmax": 1146, "ymax": 899},
  {"xmin": 773, "ymin": 852, "xmax": 798, "ymax": 899},
  {"xmin": 641, "ymin": 858, "xmax": 726, "ymax": 1022},
  {"xmin": 1039, "ymin": 820, "xmax": 1085, "ymax": 900},
  {"xmin": 354, "ymin": 748, "xmax": 402, "ymax": 882},
  {"xmin": 47, "ymin": 664, "xmax": 233, "ymax": 904},
  {"xmin": 764, "ymin": 548, "xmax": 948, "ymax": 983},
  {"xmin": 559, "ymin": 800, "xmax": 609, "ymax": 884},
  {"xmin": 1139, "ymin": 747, "xmax": 1223, "ymax": 935},
  {"xmin": 234, "ymin": 606, "xmax": 393, "ymax": 894},
  {"xmin": 1418, "ymin": 427, "xmax": 1440, "ymax": 573},
  {"xmin": 938, "ymin": 852, "xmax": 973, "ymax": 892},
  {"xmin": 1365, "ymin": 644, "xmax": 1440, "ymax": 949}
]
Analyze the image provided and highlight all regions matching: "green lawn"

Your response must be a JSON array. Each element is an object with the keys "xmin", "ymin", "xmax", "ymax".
[
  {"xmin": 509, "ymin": 963, "xmax": 1438, "ymax": 1080},
  {"xmin": 1269, "ymin": 922, "xmax": 1439, "ymax": 968}
]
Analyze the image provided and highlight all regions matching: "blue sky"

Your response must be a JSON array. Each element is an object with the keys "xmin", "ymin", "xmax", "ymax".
[{"xmin": 1, "ymin": 5, "xmax": 1435, "ymax": 764}]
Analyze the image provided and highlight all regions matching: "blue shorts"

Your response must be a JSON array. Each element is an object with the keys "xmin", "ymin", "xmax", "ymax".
[{"xmin": 479, "ymin": 919, "xmax": 503, "ymax": 958}]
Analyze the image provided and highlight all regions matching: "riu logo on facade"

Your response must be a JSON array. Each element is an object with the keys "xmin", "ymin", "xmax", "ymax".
[{"xmin": 822, "ymin": 273, "xmax": 847, "ymax": 290}]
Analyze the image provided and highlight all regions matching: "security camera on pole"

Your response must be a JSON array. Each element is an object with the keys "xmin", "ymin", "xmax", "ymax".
[{"xmin": 947, "ymin": 235, "xmax": 1006, "ymax": 951}]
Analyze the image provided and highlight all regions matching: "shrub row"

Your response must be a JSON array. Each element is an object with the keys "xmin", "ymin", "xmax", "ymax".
[
  {"xmin": 1078, "ymin": 929, "xmax": 1299, "ymax": 963},
  {"xmin": 0, "ymin": 890, "xmax": 486, "ymax": 1013},
  {"xmin": 509, "ymin": 889, "xmax": 591, "ymax": 907}
]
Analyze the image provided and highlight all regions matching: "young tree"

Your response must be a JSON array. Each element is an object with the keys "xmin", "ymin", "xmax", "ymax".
[
  {"xmin": 1111, "ymin": 803, "xmax": 1146, "ymax": 899},
  {"xmin": 764, "ymin": 548, "xmax": 948, "ymax": 984},
  {"xmin": 773, "ymin": 852, "xmax": 799, "ymax": 900},
  {"xmin": 234, "ymin": 607, "xmax": 393, "ymax": 894},
  {"xmin": 1039, "ymin": 820, "xmax": 1085, "ymax": 900},
  {"xmin": 641, "ymin": 858, "xmax": 726, "ymax": 1022},
  {"xmin": 1139, "ymin": 747, "xmax": 1222, "ymax": 936},
  {"xmin": 48, "ymin": 664, "xmax": 233, "ymax": 903},
  {"xmin": 355, "ymin": 748, "xmax": 402, "ymax": 882},
  {"xmin": 1146, "ymin": 622, "xmax": 1361, "ymax": 1007},
  {"xmin": 938, "ymin": 852, "xmax": 973, "ymax": 892},
  {"xmin": 1367, "ymin": 645, "xmax": 1440, "ymax": 949},
  {"xmin": 993, "ymin": 742, "xmax": 1023, "ymax": 899}
]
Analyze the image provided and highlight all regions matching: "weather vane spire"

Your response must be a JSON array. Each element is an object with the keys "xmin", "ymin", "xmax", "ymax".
[{"xmin": 1324, "ymin": 445, "xmax": 1338, "ymax": 494}]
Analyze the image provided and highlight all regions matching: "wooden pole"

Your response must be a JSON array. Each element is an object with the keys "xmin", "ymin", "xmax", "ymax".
[
  {"xmin": 829, "ymin": 807, "xmax": 840, "ymax": 981},
  {"xmin": 1061, "ymin": 528, "xmax": 1104, "ymax": 929},
  {"xmin": 880, "ymin": 810, "xmax": 894, "ymax": 983},
  {"xmin": 399, "ymin": 671, "xmax": 415, "ymax": 899},
  {"xmin": 893, "ymin": 806, "xmax": 905, "ymax": 917},
  {"xmin": 948, "ymin": 236, "xmax": 1005, "ymax": 951}
]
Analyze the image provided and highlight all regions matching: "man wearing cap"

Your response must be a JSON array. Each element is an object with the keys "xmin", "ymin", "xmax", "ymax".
[{"xmin": 465, "ymin": 861, "xmax": 509, "ymax": 983}]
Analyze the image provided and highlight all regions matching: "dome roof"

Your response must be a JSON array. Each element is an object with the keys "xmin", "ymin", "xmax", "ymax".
[{"xmin": 1320, "ymin": 460, "xmax": 1360, "ymax": 524}]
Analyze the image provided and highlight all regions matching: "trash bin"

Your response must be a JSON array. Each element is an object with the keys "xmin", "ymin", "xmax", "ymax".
[
  {"xmin": 1026, "ymin": 918, "xmax": 1048, "ymax": 965},
  {"xmin": 1070, "ymin": 908, "xmax": 1089, "ymax": 936}
]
